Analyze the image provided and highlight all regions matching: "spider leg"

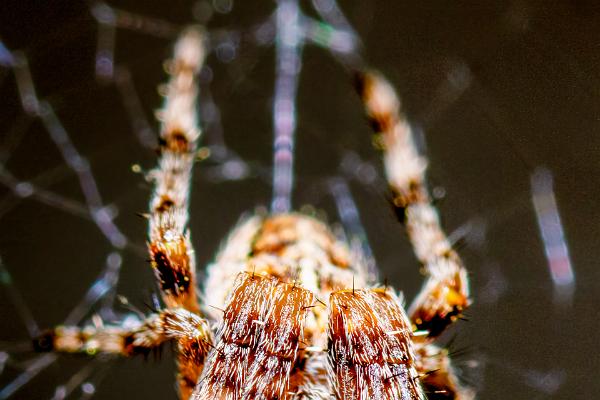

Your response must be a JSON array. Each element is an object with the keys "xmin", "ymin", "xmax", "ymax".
[
  {"xmin": 146, "ymin": 26, "xmax": 214, "ymax": 398},
  {"xmin": 31, "ymin": 308, "xmax": 210, "ymax": 356},
  {"xmin": 356, "ymin": 72, "xmax": 473, "ymax": 399},
  {"xmin": 356, "ymin": 71, "xmax": 470, "ymax": 339},
  {"xmin": 32, "ymin": 308, "xmax": 212, "ymax": 399},
  {"xmin": 411, "ymin": 343, "xmax": 475, "ymax": 400},
  {"xmin": 148, "ymin": 26, "xmax": 205, "ymax": 315}
]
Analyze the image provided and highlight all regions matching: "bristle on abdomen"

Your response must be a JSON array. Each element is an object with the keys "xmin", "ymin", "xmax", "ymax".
[
  {"xmin": 328, "ymin": 289, "xmax": 424, "ymax": 400},
  {"xmin": 194, "ymin": 272, "xmax": 314, "ymax": 399}
]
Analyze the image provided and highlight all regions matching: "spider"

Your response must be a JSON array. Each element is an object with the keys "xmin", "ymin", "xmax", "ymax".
[{"xmin": 0, "ymin": 4, "xmax": 476, "ymax": 400}]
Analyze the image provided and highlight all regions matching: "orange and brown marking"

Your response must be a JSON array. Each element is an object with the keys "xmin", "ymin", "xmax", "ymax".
[
  {"xmin": 252, "ymin": 214, "xmax": 302, "ymax": 255},
  {"xmin": 161, "ymin": 311, "xmax": 212, "ymax": 400},
  {"xmin": 160, "ymin": 129, "xmax": 192, "ymax": 153},
  {"xmin": 194, "ymin": 272, "xmax": 314, "ymax": 400},
  {"xmin": 244, "ymin": 277, "xmax": 314, "ymax": 398},
  {"xmin": 251, "ymin": 213, "xmax": 351, "ymax": 270},
  {"xmin": 155, "ymin": 195, "xmax": 176, "ymax": 213},
  {"xmin": 328, "ymin": 289, "xmax": 423, "ymax": 400},
  {"xmin": 410, "ymin": 263, "xmax": 469, "ymax": 338},
  {"xmin": 149, "ymin": 237, "xmax": 198, "ymax": 313},
  {"xmin": 391, "ymin": 183, "xmax": 430, "ymax": 217},
  {"xmin": 195, "ymin": 273, "xmax": 275, "ymax": 399},
  {"xmin": 355, "ymin": 72, "xmax": 399, "ymax": 134}
]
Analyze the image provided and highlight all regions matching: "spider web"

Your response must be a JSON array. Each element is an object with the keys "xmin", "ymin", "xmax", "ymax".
[{"xmin": 0, "ymin": 1, "xmax": 595, "ymax": 399}]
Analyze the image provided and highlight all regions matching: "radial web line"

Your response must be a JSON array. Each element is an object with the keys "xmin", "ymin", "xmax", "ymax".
[
  {"xmin": 530, "ymin": 167, "xmax": 574, "ymax": 306},
  {"xmin": 328, "ymin": 177, "xmax": 377, "ymax": 282},
  {"xmin": 270, "ymin": 0, "xmax": 303, "ymax": 213},
  {"xmin": 0, "ymin": 43, "xmax": 128, "ymax": 250},
  {"xmin": 0, "ymin": 251, "xmax": 123, "ymax": 398}
]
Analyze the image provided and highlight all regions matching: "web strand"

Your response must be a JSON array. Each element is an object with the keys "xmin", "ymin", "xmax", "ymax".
[{"xmin": 270, "ymin": 0, "xmax": 303, "ymax": 214}]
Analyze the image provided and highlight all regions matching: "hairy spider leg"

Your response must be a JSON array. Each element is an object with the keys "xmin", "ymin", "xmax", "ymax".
[{"xmin": 356, "ymin": 70, "xmax": 473, "ymax": 399}]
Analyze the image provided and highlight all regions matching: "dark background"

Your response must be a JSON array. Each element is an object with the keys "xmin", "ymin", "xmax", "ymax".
[{"xmin": 0, "ymin": 1, "xmax": 598, "ymax": 399}]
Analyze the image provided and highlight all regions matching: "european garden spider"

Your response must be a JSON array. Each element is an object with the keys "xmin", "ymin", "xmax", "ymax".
[{"xmin": 0, "ymin": 3, "xmax": 476, "ymax": 399}]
